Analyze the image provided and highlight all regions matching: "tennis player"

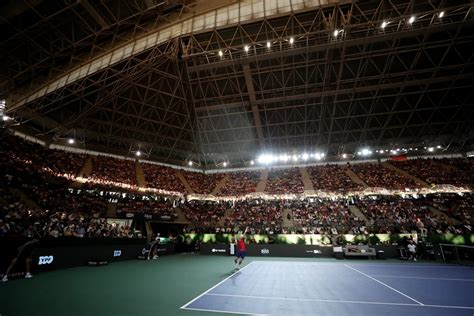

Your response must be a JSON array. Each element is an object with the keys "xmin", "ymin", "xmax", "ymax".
[
  {"xmin": 2, "ymin": 238, "xmax": 40, "ymax": 282},
  {"xmin": 234, "ymin": 227, "xmax": 248, "ymax": 270}
]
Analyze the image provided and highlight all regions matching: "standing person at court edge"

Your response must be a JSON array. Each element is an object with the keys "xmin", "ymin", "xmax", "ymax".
[
  {"xmin": 407, "ymin": 240, "xmax": 417, "ymax": 261},
  {"xmin": 234, "ymin": 227, "xmax": 248, "ymax": 270}
]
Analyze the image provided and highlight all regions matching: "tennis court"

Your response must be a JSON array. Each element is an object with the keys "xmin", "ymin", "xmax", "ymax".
[{"xmin": 182, "ymin": 261, "xmax": 474, "ymax": 316}]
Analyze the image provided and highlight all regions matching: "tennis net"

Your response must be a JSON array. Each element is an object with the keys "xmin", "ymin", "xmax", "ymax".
[{"xmin": 439, "ymin": 244, "xmax": 474, "ymax": 266}]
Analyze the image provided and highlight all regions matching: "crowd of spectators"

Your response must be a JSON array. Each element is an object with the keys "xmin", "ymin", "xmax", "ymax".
[
  {"xmin": 351, "ymin": 163, "xmax": 421, "ymax": 190},
  {"xmin": 291, "ymin": 200, "xmax": 365, "ymax": 234},
  {"xmin": 141, "ymin": 163, "xmax": 186, "ymax": 193},
  {"xmin": 265, "ymin": 168, "xmax": 305, "ymax": 194},
  {"xmin": 182, "ymin": 171, "xmax": 224, "ymax": 194},
  {"xmin": 116, "ymin": 195, "xmax": 178, "ymax": 219},
  {"xmin": 180, "ymin": 200, "xmax": 228, "ymax": 230},
  {"xmin": 426, "ymin": 193, "xmax": 473, "ymax": 226},
  {"xmin": 89, "ymin": 156, "xmax": 137, "ymax": 187},
  {"xmin": 307, "ymin": 164, "xmax": 363, "ymax": 193},
  {"xmin": 216, "ymin": 171, "xmax": 261, "ymax": 196},
  {"xmin": 223, "ymin": 200, "xmax": 283, "ymax": 234},
  {"xmin": 391, "ymin": 158, "xmax": 472, "ymax": 188}
]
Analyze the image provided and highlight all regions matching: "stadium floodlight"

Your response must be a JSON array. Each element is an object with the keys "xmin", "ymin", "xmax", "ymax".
[
  {"xmin": 342, "ymin": 154, "xmax": 347, "ymax": 159},
  {"xmin": 223, "ymin": 162, "xmax": 227, "ymax": 167},
  {"xmin": 244, "ymin": 45, "xmax": 249, "ymax": 52},
  {"xmin": 250, "ymin": 160, "xmax": 254, "ymax": 165},
  {"xmin": 427, "ymin": 147, "xmax": 434, "ymax": 152},
  {"xmin": 289, "ymin": 37, "xmax": 294, "ymax": 44},
  {"xmin": 218, "ymin": 50, "xmax": 223, "ymax": 57},
  {"xmin": 188, "ymin": 161, "xmax": 193, "ymax": 166},
  {"xmin": 292, "ymin": 155, "xmax": 298, "ymax": 161},
  {"xmin": 408, "ymin": 16, "xmax": 415, "ymax": 24},
  {"xmin": 437, "ymin": 145, "xmax": 442, "ymax": 149},
  {"xmin": 361, "ymin": 148, "xmax": 372, "ymax": 156},
  {"xmin": 68, "ymin": 138, "xmax": 75, "ymax": 144},
  {"xmin": 136, "ymin": 151, "xmax": 141, "ymax": 157},
  {"xmin": 2, "ymin": 115, "xmax": 10, "ymax": 121},
  {"xmin": 381, "ymin": 21, "xmax": 388, "ymax": 29},
  {"xmin": 333, "ymin": 29, "xmax": 339, "ymax": 37},
  {"xmin": 439, "ymin": 11, "xmax": 445, "ymax": 18},
  {"xmin": 302, "ymin": 153, "xmax": 309, "ymax": 161},
  {"xmin": 267, "ymin": 41, "xmax": 271, "ymax": 48},
  {"xmin": 258, "ymin": 154, "xmax": 273, "ymax": 164}
]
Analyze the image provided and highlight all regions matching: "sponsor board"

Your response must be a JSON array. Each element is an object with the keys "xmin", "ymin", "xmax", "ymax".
[{"xmin": 38, "ymin": 256, "xmax": 54, "ymax": 265}]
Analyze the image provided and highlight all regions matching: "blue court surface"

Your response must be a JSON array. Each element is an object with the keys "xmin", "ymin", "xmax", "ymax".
[{"xmin": 181, "ymin": 261, "xmax": 474, "ymax": 315}]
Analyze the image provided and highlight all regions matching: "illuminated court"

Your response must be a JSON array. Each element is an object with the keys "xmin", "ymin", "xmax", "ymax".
[{"xmin": 182, "ymin": 261, "xmax": 474, "ymax": 316}]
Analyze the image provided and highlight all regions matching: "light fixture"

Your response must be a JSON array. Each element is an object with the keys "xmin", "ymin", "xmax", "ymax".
[
  {"xmin": 292, "ymin": 155, "xmax": 298, "ymax": 161},
  {"xmin": 333, "ymin": 29, "xmax": 339, "ymax": 37},
  {"xmin": 136, "ymin": 151, "xmax": 141, "ymax": 157},
  {"xmin": 427, "ymin": 147, "xmax": 434, "ymax": 152},
  {"xmin": 437, "ymin": 145, "xmax": 442, "ymax": 149},
  {"xmin": 250, "ymin": 160, "xmax": 254, "ymax": 165},
  {"xmin": 267, "ymin": 41, "xmax": 271, "ymax": 48},
  {"xmin": 342, "ymin": 154, "xmax": 347, "ymax": 159},
  {"xmin": 408, "ymin": 16, "xmax": 415, "ymax": 24},
  {"xmin": 289, "ymin": 37, "xmax": 294, "ymax": 44},
  {"xmin": 188, "ymin": 161, "xmax": 193, "ymax": 166},
  {"xmin": 439, "ymin": 11, "xmax": 445, "ymax": 18},
  {"xmin": 223, "ymin": 162, "xmax": 227, "ymax": 167},
  {"xmin": 2, "ymin": 115, "xmax": 10, "ymax": 121},
  {"xmin": 381, "ymin": 21, "xmax": 388, "ymax": 29},
  {"xmin": 244, "ymin": 45, "xmax": 249, "ymax": 52},
  {"xmin": 68, "ymin": 138, "xmax": 75, "ymax": 144},
  {"xmin": 360, "ymin": 148, "xmax": 372, "ymax": 156},
  {"xmin": 218, "ymin": 50, "xmax": 223, "ymax": 57}
]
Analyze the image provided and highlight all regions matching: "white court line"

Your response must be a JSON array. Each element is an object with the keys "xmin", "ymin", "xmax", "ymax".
[
  {"xmin": 344, "ymin": 264, "xmax": 425, "ymax": 306},
  {"xmin": 205, "ymin": 293, "xmax": 474, "ymax": 310},
  {"xmin": 180, "ymin": 261, "xmax": 256, "ymax": 309},
  {"xmin": 183, "ymin": 306, "xmax": 268, "ymax": 315},
  {"xmin": 370, "ymin": 275, "xmax": 474, "ymax": 282}
]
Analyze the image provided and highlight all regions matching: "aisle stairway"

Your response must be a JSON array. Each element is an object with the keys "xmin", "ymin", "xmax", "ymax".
[
  {"xmin": 348, "ymin": 205, "xmax": 368, "ymax": 224},
  {"xmin": 345, "ymin": 167, "xmax": 369, "ymax": 188},
  {"xmin": 428, "ymin": 206, "xmax": 461, "ymax": 225},
  {"xmin": 256, "ymin": 169, "xmax": 268, "ymax": 193},
  {"xmin": 217, "ymin": 208, "xmax": 233, "ymax": 226},
  {"xmin": 173, "ymin": 207, "xmax": 190, "ymax": 224},
  {"xmin": 299, "ymin": 167, "xmax": 315, "ymax": 191},
  {"xmin": 383, "ymin": 162, "xmax": 428, "ymax": 187},
  {"xmin": 212, "ymin": 174, "xmax": 230, "ymax": 195},
  {"xmin": 77, "ymin": 156, "xmax": 93, "ymax": 178},
  {"xmin": 175, "ymin": 170, "xmax": 194, "ymax": 194},
  {"xmin": 105, "ymin": 203, "xmax": 117, "ymax": 218},
  {"xmin": 135, "ymin": 161, "xmax": 146, "ymax": 187},
  {"xmin": 282, "ymin": 208, "xmax": 294, "ymax": 228}
]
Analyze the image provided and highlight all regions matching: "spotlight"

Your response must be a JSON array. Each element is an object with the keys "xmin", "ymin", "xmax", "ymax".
[
  {"xmin": 223, "ymin": 162, "xmax": 227, "ymax": 167},
  {"xmin": 267, "ymin": 41, "xmax": 271, "ymax": 48},
  {"xmin": 437, "ymin": 145, "xmax": 442, "ymax": 149},
  {"xmin": 292, "ymin": 155, "xmax": 298, "ymax": 161},
  {"xmin": 333, "ymin": 29, "xmax": 339, "ymax": 37},
  {"xmin": 408, "ymin": 16, "xmax": 415, "ymax": 24},
  {"xmin": 218, "ymin": 50, "xmax": 223, "ymax": 57},
  {"xmin": 250, "ymin": 160, "xmax": 254, "ymax": 165},
  {"xmin": 136, "ymin": 151, "xmax": 141, "ymax": 157},
  {"xmin": 427, "ymin": 147, "xmax": 434, "ymax": 152},
  {"xmin": 360, "ymin": 148, "xmax": 372, "ymax": 156},
  {"xmin": 342, "ymin": 154, "xmax": 347, "ymax": 159},
  {"xmin": 68, "ymin": 138, "xmax": 75, "ymax": 144},
  {"xmin": 302, "ymin": 153, "xmax": 309, "ymax": 161},
  {"xmin": 381, "ymin": 21, "xmax": 388, "ymax": 29},
  {"xmin": 188, "ymin": 161, "xmax": 193, "ymax": 166},
  {"xmin": 289, "ymin": 37, "xmax": 294, "ymax": 44},
  {"xmin": 2, "ymin": 115, "xmax": 10, "ymax": 121},
  {"xmin": 439, "ymin": 11, "xmax": 445, "ymax": 18},
  {"xmin": 244, "ymin": 45, "xmax": 249, "ymax": 52}
]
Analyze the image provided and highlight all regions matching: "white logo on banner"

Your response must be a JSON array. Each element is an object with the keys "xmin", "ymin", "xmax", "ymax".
[
  {"xmin": 261, "ymin": 249, "xmax": 270, "ymax": 254},
  {"xmin": 212, "ymin": 248, "xmax": 226, "ymax": 253},
  {"xmin": 38, "ymin": 256, "xmax": 54, "ymax": 265},
  {"xmin": 305, "ymin": 250, "xmax": 322, "ymax": 254},
  {"xmin": 113, "ymin": 250, "xmax": 122, "ymax": 257}
]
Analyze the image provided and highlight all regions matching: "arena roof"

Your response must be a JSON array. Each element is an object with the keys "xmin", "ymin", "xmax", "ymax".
[{"xmin": 2, "ymin": 0, "xmax": 474, "ymax": 168}]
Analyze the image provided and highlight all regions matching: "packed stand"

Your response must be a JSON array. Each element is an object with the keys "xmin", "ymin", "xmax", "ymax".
[
  {"xmin": 181, "ymin": 200, "xmax": 228, "ymax": 231},
  {"xmin": 391, "ymin": 158, "xmax": 472, "ymax": 188},
  {"xmin": 223, "ymin": 200, "xmax": 283, "ymax": 234},
  {"xmin": 89, "ymin": 156, "xmax": 137, "ymax": 187},
  {"xmin": 291, "ymin": 200, "xmax": 366, "ymax": 234},
  {"xmin": 216, "ymin": 171, "xmax": 261, "ymax": 196},
  {"xmin": 182, "ymin": 171, "xmax": 224, "ymax": 194},
  {"xmin": 116, "ymin": 195, "xmax": 178, "ymax": 220},
  {"xmin": 265, "ymin": 168, "xmax": 305, "ymax": 194},
  {"xmin": 307, "ymin": 164, "xmax": 363, "ymax": 193},
  {"xmin": 351, "ymin": 162, "xmax": 421, "ymax": 190},
  {"xmin": 141, "ymin": 162, "xmax": 186, "ymax": 193},
  {"xmin": 426, "ymin": 193, "xmax": 473, "ymax": 227}
]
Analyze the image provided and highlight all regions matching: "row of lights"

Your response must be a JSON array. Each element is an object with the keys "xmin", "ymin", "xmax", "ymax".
[
  {"xmin": 257, "ymin": 152, "xmax": 326, "ymax": 165},
  {"xmin": 216, "ymin": 11, "xmax": 446, "ymax": 58},
  {"xmin": 357, "ymin": 145, "xmax": 443, "ymax": 156}
]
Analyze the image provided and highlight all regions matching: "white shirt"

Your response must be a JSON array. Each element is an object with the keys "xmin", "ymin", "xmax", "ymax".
[{"xmin": 408, "ymin": 244, "xmax": 416, "ymax": 253}]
